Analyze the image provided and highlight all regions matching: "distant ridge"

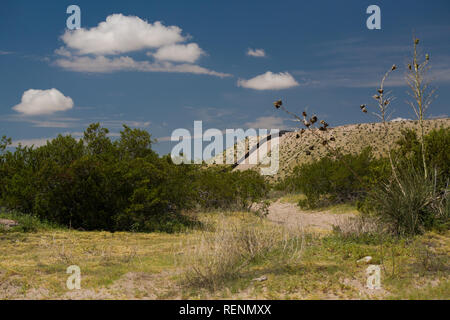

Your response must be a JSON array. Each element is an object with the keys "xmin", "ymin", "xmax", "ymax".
[{"xmin": 210, "ymin": 118, "xmax": 450, "ymax": 180}]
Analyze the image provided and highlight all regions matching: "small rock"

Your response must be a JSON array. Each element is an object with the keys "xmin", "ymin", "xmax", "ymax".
[
  {"xmin": 252, "ymin": 276, "xmax": 268, "ymax": 282},
  {"xmin": 357, "ymin": 256, "xmax": 372, "ymax": 264},
  {"xmin": 0, "ymin": 219, "xmax": 19, "ymax": 229}
]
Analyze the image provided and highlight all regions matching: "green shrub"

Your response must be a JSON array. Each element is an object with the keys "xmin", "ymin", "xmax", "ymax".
[
  {"xmin": 0, "ymin": 124, "xmax": 194, "ymax": 232},
  {"xmin": 395, "ymin": 127, "xmax": 450, "ymax": 187},
  {"xmin": 0, "ymin": 209, "xmax": 60, "ymax": 233},
  {"xmin": 357, "ymin": 128, "xmax": 450, "ymax": 236},
  {"xmin": 0, "ymin": 124, "xmax": 269, "ymax": 232},
  {"xmin": 193, "ymin": 167, "xmax": 269, "ymax": 211},
  {"xmin": 281, "ymin": 148, "xmax": 389, "ymax": 209},
  {"xmin": 363, "ymin": 164, "xmax": 448, "ymax": 236}
]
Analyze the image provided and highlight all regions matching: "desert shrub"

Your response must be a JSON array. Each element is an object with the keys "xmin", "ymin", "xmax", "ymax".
[
  {"xmin": 0, "ymin": 209, "xmax": 59, "ymax": 233},
  {"xmin": 331, "ymin": 215, "xmax": 388, "ymax": 244},
  {"xmin": 193, "ymin": 167, "xmax": 269, "ymax": 211},
  {"xmin": 363, "ymin": 164, "xmax": 449, "ymax": 236},
  {"xmin": 358, "ymin": 128, "xmax": 450, "ymax": 236},
  {"xmin": 0, "ymin": 124, "xmax": 269, "ymax": 232},
  {"xmin": 395, "ymin": 127, "xmax": 450, "ymax": 187},
  {"xmin": 183, "ymin": 216, "xmax": 303, "ymax": 290},
  {"xmin": 281, "ymin": 148, "xmax": 389, "ymax": 209},
  {"xmin": 0, "ymin": 124, "xmax": 195, "ymax": 232}
]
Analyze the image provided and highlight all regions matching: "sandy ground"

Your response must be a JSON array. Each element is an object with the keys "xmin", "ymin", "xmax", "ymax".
[{"xmin": 267, "ymin": 200, "xmax": 356, "ymax": 232}]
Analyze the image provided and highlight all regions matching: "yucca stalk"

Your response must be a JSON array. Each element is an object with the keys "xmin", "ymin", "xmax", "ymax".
[
  {"xmin": 273, "ymin": 101, "xmax": 364, "ymax": 185},
  {"xmin": 363, "ymin": 65, "xmax": 406, "ymax": 196},
  {"xmin": 405, "ymin": 37, "xmax": 436, "ymax": 179}
]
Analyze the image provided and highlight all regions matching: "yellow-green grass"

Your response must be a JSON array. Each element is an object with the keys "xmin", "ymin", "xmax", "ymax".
[
  {"xmin": 323, "ymin": 203, "xmax": 360, "ymax": 215},
  {"xmin": 0, "ymin": 229, "xmax": 196, "ymax": 299},
  {"xmin": 0, "ymin": 212, "xmax": 448, "ymax": 299},
  {"xmin": 279, "ymin": 193, "xmax": 307, "ymax": 204},
  {"xmin": 279, "ymin": 193, "xmax": 359, "ymax": 215}
]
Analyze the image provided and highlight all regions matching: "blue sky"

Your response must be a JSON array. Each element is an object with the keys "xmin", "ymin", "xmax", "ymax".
[{"xmin": 1, "ymin": 0, "xmax": 449, "ymax": 155}]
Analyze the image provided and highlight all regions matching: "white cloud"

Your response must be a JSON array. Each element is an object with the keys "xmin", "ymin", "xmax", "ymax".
[
  {"xmin": 246, "ymin": 48, "xmax": 266, "ymax": 57},
  {"xmin": 11, "ymin": 138, "xmax": 50, "ymax": 148},
  {"xmin": 12, "ymin": 89, "xmax": 74, "ymax": 116},
  {"xmin": 151, "ymin": 43, "xmax": 205, "ymax": 63},
  {"xmin": 54, "ymin": 46, "xmax": 72, "ymax": 57},
  {"xmin": 245, "ymin": 116, "xmax": 286, "ymax": 129},
  {"xmin": 61, "ymin": 14, "xmax": 185, "ymax": 55},
  {"xmin": 55, "ymin": 14, "xmax": 229, "ymax": 77},
  {"xmin": 55, "ymin": 55, "xmax": 231, "ymax": 77},
  {"xmin": 56, "ymin": 56, "xmax": 140, "ymax": 73},
  {"xmin": 30, "ymin": 120, "xmax": 77, "ymax": 128},
  {"xmin": 100, "ymin": 120, "xmax": 151, "ymax": 129},
  {"xmin": 237, "ymin": 71, "xmax": 299, "ymax": 90}
]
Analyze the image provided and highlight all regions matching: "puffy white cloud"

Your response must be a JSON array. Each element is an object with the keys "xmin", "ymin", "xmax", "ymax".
[
  {"xmin": 56, "ymin": 56, "xmax": 139, "ymax": 73},
  {"xmin": 54, "ymin": 46, "xmax": 72, "ymax": 57},
  {"xmin": 151, "ymin": 43, "xmax": 204, "ymax": 63},
  {"xmin": 61, "ymin": 14, "xmax": 185, "ymax": 55},
  {"xmin": 246, "ymin": 48, "xmax": 266, "ymax": 57},
  {"xmin": 55, "ymin": 14, "xmax": 229, "ymax": 77},
  {"xmin": 12, "ymin": 89, "xmax": 74, "ymax": 115},
  {"xmin": 55, "ymin": 55, "xmax": 231, "ymax": 77},
  {"xmin": 237, "ymin": 71, "xmax": 299, "ymax": 90}
]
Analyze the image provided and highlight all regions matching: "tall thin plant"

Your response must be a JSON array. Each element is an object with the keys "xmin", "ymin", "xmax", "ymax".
[
  {"xmin": 405, "ymin": 37, "xmax": 436, "ymax": 179},
  {"xmin": 273, "ymin": 100, "xmax": 364, "ymax": 184},
  {"xmin": 361, "ymin": 65, "xmax": 405, "ymax": 195}
]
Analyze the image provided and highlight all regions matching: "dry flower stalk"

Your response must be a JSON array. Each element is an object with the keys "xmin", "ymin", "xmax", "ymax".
[
  {"xmin": 405, "ymin": 37, "xmax": 436, "ymax": 179},
  {"xmin": 273, "ymin": 100, "xmax": 364, "ymax": 183}
]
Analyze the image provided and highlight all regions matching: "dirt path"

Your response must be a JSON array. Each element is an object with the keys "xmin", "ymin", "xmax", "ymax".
[{"xmin": 267, "ymin": 200, "xmax": 355, "ymax": 231}]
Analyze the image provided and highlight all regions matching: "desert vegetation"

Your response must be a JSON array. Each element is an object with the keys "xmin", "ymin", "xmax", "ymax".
[
  {"xmin": 0, "ymin": 37, "xmax": 448, "ymax": 299},
  {"xmin": 0, "ymin": 124, "xmax": 269, "ymax": 233},
  {"xmin": 274, "ymin": 38, "xmax": 448, "ymax": 237}
]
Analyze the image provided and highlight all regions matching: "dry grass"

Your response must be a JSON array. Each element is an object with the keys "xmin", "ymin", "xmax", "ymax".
[
  {"xmin": 182, "ymin": 214, "xmax": 304, "ymax": 291},
  {"xmin": 332, "ymin": 215, "xmax": 381, "ymax": 238},
  {"xmin": 0, "ymin": 211, "xmax": 448, "ymax": 300},
  {"xmin": 0, "ymin": 229, "xmax": 192, "ymax": 299},
  {"xmin": 279, "ymin": 193, "xmax": 307, "ymax": 204}
]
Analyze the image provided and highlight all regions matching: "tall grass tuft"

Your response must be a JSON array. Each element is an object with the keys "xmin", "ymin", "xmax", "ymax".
[
  {"xmin": 0, "ymin": 209, "xmax": 60, "ymax": 233},
  {"xmin": 366, "ymin": 164, "xmax": 448, "ymax": 236},
  {"xmin": 182, "ymin": 216, "xmax": 303, "ymax": 291}
]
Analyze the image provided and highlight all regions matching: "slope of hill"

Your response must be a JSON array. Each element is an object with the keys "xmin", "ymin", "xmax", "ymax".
[{"xmin": 211, "ymin": 118, "xmax": 450, "ymax": 181}]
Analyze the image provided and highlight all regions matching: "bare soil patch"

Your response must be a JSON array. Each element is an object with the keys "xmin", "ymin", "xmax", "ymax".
[{"xmin": 267, "ymin": 200, "xmax": 356, "ymax": 231}]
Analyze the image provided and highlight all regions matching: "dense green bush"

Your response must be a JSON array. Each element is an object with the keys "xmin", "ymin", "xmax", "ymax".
[
  {"xmin": 0, "ymin": 208, "xmax": 59, "ymax": 233},
  {"xmin": 0, "ymin": 124, "xmax": 269, "ymax": 232},
  {"xmin": 280, "ymin": 148, "xmax": 389, "ymax": 209},
  {"xmin": 395, "ymin": 127, "xmax": 449, "ymax": 187},
  {"xmin": 194, "ymin": 167, "xmax": 269, "ymax": 211},
  {"xmin": 363, "ymin": 164, "xmax": 449, "ymax": 236},
  {"xmin": 360, "ymin": 128, "xmax": 450, "ymax": 236}
]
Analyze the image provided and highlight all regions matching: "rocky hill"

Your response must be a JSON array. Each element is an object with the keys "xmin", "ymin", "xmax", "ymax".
[{"xmin": 210, "ymin": 118, "xmax": 450, "ymax": 181}]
